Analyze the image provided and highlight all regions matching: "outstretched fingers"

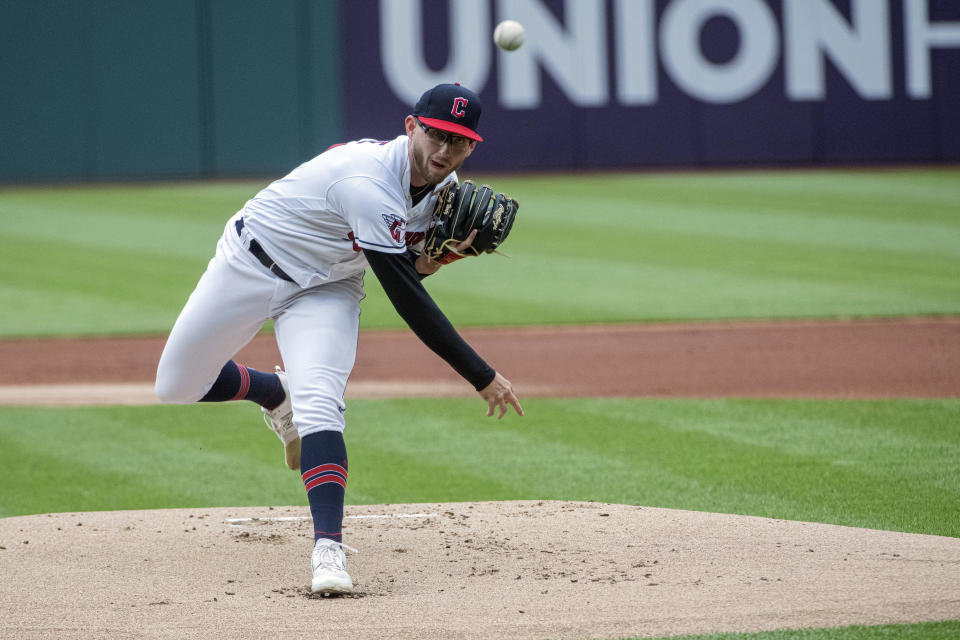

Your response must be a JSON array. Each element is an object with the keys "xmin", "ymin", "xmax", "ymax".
[
  {"xmin": 497, "ymin": 388, "xmax": 523, "ymax": 419},
  {"xmin": 486, "ymin": 395, "xmax": 511, "ymax": 419},
  {"xmin": 480, "ymin": 372, "xmax": 524, "ymax": 420}
]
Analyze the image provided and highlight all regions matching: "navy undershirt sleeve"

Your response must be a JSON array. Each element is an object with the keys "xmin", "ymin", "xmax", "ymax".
[
  {"xmin": 403, "ymin": 250, "xmax": 430, "ymax": 281},
  {"xmin": 363, "ymin": 248, "xmax": 496, "ymax": 391}
]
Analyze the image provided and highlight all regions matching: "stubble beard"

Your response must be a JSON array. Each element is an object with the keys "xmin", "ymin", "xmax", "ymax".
[{"xmin": 411, "ymin": 143, "xmax": 462, "ymax": 186}]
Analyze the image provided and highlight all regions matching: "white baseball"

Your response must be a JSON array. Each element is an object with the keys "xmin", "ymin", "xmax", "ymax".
[{"xmin": 494, "ymin": 20, "xmax": 525, "ymax": 51}]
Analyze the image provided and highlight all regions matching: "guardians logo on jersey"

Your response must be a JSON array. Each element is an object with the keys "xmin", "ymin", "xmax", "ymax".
[{"xmin": 381, "ymin": 213, "xmax": 406, "ymax": 244}]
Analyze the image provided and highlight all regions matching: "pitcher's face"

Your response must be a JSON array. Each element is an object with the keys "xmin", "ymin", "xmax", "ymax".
[{"xmin": 406, "ymin": 116, "xmax": 476, "ymax": 186}]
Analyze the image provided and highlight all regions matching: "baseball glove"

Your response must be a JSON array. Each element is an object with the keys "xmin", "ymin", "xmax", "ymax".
[{"xmin": 423, "ymin": 180, "xmax": 519, "ymax": 264}]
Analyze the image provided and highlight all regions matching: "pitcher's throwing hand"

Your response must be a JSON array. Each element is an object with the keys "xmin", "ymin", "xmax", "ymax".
[{"xmin": 480, "ymin": 371, "xmax": 524, "ymax": 419}]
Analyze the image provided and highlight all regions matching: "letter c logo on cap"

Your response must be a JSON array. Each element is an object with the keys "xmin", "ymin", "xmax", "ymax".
[{"xmin": 452, "ymin": 97, "xmax": 467, "ymax": 118}]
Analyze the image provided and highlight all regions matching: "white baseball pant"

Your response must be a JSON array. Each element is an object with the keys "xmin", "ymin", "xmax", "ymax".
[{"xmin": 155, "ymin": 213, "xmax": 363, "ymax": 436}]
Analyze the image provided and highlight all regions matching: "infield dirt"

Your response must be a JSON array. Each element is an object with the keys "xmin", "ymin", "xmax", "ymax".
[
  {"xmin": 1, "ymin": 318, "xmax": 958, "ymax": 639},
  {"xmin": 1, "ymin": 317, "xmax": 959, "ymax": 402}
]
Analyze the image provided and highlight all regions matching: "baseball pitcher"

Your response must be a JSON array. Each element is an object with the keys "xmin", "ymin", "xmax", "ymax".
[{"xmin": 155, "ymin": 83, "xmax": 522, "ymax": 595}]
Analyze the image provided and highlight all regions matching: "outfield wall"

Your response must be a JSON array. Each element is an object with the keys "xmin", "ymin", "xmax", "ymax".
[
  {"xmin": 0, "ymin": 0, "xmax": 341, "ymax": 182},
  {"xmin": 2, "ymin": 0, "xmax": 958, "ymax": 182}
]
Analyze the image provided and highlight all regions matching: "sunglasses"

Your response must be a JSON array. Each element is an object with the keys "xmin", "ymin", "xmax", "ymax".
[{"xmin": 415, "ymin": 117, "xmax": 473, "ymax": 150}]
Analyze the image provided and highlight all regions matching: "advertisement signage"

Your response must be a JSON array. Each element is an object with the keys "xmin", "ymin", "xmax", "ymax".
[{"xmin": 343, "ymin": 0, "xmax": 960, "ymax": 169}]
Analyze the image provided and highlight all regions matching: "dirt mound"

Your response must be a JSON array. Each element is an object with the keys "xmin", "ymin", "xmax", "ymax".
[{"xmin": 1, "ymin": 501, "xmax": 958, "ymax": 639}]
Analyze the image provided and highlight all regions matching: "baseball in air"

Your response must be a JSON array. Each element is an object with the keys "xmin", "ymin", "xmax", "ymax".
[{"xmin": 494, "ymin": 20, "xmax": 525, "ymax": 51}]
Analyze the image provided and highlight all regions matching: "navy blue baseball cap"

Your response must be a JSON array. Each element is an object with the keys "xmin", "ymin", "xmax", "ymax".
[{"xmin": 413, "ymin": 83, "xmax": 483, "ymax": 142}]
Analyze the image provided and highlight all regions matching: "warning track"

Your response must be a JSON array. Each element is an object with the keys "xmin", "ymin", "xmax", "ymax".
[{"xmin": 1, "ymin": 317, "xmax": 958, "ymax": 404}]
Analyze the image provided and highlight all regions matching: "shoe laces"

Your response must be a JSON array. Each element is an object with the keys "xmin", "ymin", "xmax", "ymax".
[
  {"xmin": 262, "ymin": 370, "xmax": 294, "ymax": 437},
  {"xmin": 262, "ymin": 410, "xmax": 294, "ymax": 435},
  {"xmin": 313, "ymin": 540, "xmax": 358, "ymax": 571}
]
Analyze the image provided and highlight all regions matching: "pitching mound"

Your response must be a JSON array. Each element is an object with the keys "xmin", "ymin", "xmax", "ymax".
[{"xmin": 1, "ymin": 501, "xmax": 957, "ymax": 640}]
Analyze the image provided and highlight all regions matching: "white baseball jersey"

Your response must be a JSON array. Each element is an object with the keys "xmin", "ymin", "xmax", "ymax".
[
  {"xmin": 157, "ymin": 134, "xmax": 485, "ymax": 438},
  {"xmin": 239, "ymin": 135, "xmax": 456, "ymax": 288}
]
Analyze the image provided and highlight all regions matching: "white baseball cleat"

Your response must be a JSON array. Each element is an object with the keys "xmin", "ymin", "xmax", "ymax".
[
  {"xmin": 311, "ymin": 538, "xmax": 355, "ymax": 595},
  {"xmin": 261, "ymin": 366, "xmax": 300, "ymax": 470}
]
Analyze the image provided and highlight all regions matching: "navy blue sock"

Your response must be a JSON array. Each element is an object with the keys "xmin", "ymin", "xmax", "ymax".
[
  {"xmin": 199, "ymin": 360, "xmax": 285, "ymax": 409},
  {"xmin": 300, "ymin": 430, "xmax": 347, "ymax": 544}
]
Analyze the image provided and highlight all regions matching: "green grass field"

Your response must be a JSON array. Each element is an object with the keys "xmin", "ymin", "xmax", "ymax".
[
  {"xmin": 0, "ymin": 168, "xmax": 958, "ymax": 337},
  {"xmin": 2, "ymin": 398, "xmax": 958, "ymax": 537},
  {"xmin": 1, "ymin": 169, "xmax": 958, "ymax": 639}
]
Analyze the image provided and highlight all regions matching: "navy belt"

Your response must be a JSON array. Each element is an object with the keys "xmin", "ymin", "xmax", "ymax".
[{"xmin": 235, "ymin": 218, "xmax": 294, "ymax": 283}]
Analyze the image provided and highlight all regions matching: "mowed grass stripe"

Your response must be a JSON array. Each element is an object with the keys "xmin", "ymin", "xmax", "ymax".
[
  {"xmin": 521, "ymin": 190, "xmax": 959, "ymax": 255},
  {"xmin": 1, "ymin": 237, "xmax": 199, "ymax": 335},
  {"xmin": 2, "ymin": 399, "xmax": 957, "ymax": 539},
  {"xmin": 0, "ymin": 404, "xmax": 308, "ymax": 515},
  {"xmin": 503, "ymin": 169, "xmax": 960, "ymax": 219}
]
